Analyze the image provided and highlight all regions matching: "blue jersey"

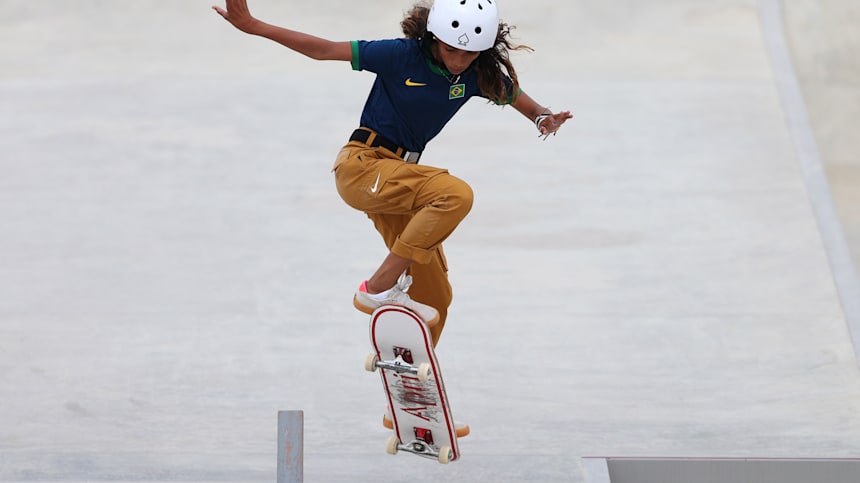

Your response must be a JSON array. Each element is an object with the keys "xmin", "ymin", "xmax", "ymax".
[{"xmin": 350, "ymin": 38, "xmax": 514, "ymax": 153}]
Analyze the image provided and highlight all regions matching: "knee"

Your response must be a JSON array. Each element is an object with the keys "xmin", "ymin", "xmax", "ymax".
[{"xmin": 443, "ymin": 178, "xmax": 474, "ymax": 217}]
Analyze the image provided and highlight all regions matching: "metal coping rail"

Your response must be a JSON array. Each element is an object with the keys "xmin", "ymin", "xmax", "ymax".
[{"xmin": 759, "ymin": 0, "xmax": 860, "ymax": 365}]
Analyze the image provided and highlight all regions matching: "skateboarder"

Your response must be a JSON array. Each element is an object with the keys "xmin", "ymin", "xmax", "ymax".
[{"xmin": 213, "ymin": 0, "xmax": 571, "ymax": 347}]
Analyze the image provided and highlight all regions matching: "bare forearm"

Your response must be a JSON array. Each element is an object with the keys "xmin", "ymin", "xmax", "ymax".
[
  {"xmin": 513, "ymin": 91, "xmax": 550, "ymax": 120},
  {"xmin": 213, "ymin": 1, "xmax": 351, "ymax": 61},
  {"xmin": 247, "ymin": 21, "xmax": 349, "ymax": 61}
]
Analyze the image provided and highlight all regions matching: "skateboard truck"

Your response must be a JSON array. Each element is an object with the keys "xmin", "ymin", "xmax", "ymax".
[
  {"xmin": 365, "ymin": 353, "xmax": 432, "ymax": 382},
  {"xmin": 386, "ymin": 434, "xmax": 453, "ymax": 465}
]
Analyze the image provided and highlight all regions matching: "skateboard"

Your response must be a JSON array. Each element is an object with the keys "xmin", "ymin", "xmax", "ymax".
[{"xmin": 364, "ymin": 305, "xmax": 460, "ymax": 464}]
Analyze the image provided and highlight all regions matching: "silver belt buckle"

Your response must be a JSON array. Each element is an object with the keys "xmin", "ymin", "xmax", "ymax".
[{"xmin": 403, "ymin": 151, "xmax": 420, "ymax": 164}]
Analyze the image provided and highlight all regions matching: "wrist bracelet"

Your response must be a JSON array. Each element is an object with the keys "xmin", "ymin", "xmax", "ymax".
[{"xmin": 534, "ymin": 112, "xmax": 552, "ymax": 131}]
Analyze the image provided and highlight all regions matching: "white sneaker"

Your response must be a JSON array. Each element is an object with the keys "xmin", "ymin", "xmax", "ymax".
[{"xmin": 353, "ymin": 273, "xmax": 440, "ymax": 326}]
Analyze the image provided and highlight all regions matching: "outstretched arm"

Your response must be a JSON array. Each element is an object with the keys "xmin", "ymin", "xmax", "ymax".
[
  {"xmin": 213, "ymin": 0, "xmax": 352, "ymax": 61},
  {"xmin": 512, "ymin": 91, "xmax": 573, "ymax": 139}
]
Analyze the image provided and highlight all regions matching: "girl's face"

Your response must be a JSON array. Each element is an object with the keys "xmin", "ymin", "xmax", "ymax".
[{"xmin": 433, "ymin": 40, "xmax": 481, "ymax": 75}]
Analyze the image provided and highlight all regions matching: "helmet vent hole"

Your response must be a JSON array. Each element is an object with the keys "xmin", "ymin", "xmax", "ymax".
[
  {"xmin": 475, "ymin": 27, "xmax": 482, "ymax": 34},
  {"xmin": 452, "ymin": 20, "xmax": 460, "ymax": 28},
  {"xmin": 478, "ymin": 4, "xmax": 483, "ymax": 10}
]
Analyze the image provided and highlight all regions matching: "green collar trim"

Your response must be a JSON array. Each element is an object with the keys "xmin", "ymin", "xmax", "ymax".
[{"xmin": 421, "ymin": 39, "xmax": 457, "ymax": 78}]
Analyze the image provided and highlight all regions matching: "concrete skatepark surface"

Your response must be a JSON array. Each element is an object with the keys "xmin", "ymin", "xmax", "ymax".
[{"xmin": 1, "ymin": 0, "xmax": 858, "ymax": 481}]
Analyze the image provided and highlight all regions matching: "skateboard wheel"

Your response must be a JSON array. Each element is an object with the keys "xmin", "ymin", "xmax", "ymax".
[
  {"xmin": 416, "ymin": 363, "xmax": 431, "ymax": 382},
  {"xmin": 385, "ymin": 436, "xmax": 399, "ymax": 455},
  {"xmin": 438, "ymin": 445, "xmax": 452, "ymax": 464},
  {"xmin": 364, "ymin": 353, "xmax": 379, "ymax": 372}
]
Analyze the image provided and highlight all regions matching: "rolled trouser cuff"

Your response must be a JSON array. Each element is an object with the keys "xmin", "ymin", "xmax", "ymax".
[{"xmin": 391, "ymin": 237, "xmax": 435, "ymax": 265}]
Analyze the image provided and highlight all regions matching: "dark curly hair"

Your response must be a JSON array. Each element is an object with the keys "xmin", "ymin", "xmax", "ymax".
[{"xmin": 401, "ymin": 3, "xmax": 531, "ymax": 105}]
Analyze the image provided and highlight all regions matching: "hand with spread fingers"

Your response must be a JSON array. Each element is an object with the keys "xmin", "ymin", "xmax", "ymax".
[
  {"xmin": 537, "ymin": 110, "xmax": 573, "ymax": 139},
  {"xmin": 212, "ymin": 0, "xmax": 259, "ymax": 34}
]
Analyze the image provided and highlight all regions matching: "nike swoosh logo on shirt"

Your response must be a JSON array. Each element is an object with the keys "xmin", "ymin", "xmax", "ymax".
[
  {"xmin": 370, "ymin": 172, "xmax": 381, "ymax": 193},
  {"xmin": 405, "ymin": 78, "xmax": 427, "ymax": 87}
]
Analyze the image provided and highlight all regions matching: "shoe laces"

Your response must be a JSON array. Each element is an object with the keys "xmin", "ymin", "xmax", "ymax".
[
  {"xmin": 394, "ymin": 273, "xmax": 413, "ymax": 293},
  {"xmin": 386, "ymin": 274, "xmax": 415, "ymax": 305}
]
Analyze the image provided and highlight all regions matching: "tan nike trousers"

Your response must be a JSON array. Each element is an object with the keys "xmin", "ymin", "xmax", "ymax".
[{"xmin": 333, "ymin": 139, "xmax": 474, "ymax": 346}]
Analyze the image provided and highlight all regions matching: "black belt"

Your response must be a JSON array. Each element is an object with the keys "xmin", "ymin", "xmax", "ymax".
[{"xmin": 349, "ymin": 128, "xmax": 421, "ymax": 164}]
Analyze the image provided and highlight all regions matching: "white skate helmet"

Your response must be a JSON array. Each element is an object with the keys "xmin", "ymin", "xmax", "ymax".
[{"xmin": 427, "ymin": 0, "xmax": 499, "ymax": 52}]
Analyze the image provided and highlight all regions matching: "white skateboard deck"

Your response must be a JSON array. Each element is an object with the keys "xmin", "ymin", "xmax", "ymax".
[{"xmin": 368, "ymin": 305, "xmax": 459, "ymax": 464}]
